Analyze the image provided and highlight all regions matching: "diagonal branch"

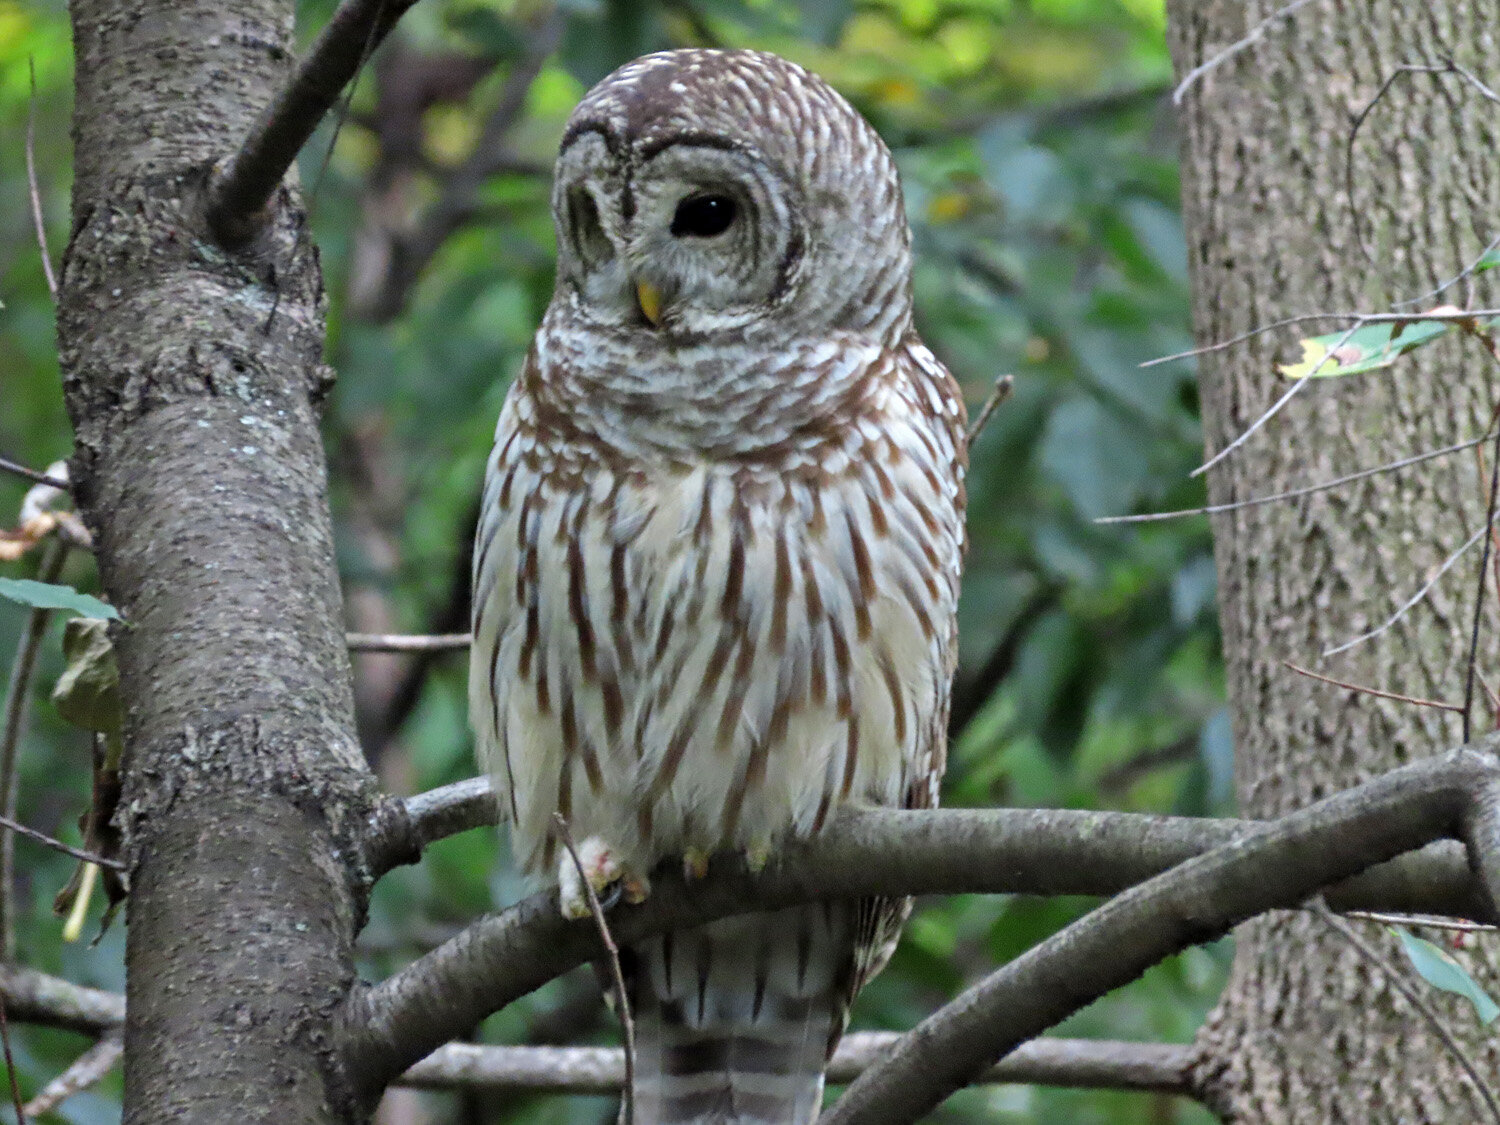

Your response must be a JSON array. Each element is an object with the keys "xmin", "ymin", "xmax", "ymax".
[
  {"xmin": 206, "ymin": 0, "xmax": 426, "ymax": 243},
  {"xmin": 343, "ymin": 747, "xmax": 1500, "ymax": 1101},
  {"xmin": 820, "ymin": 748, "xmax": 1500, "ymax": 1125}
]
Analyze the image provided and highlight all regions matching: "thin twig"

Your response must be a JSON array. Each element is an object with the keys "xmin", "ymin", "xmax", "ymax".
[
  {"xmin": 25, "ymin": 59, "xmax": 57, "ymax": 302},
  {"xmin": 346, "ymin": 631, "xmax": 471, "ymax": 653},
  {"xmin": 1463, "ymin": 428, "xmax": 1500, "ymax": 742},
  {"xmin": 1141, "ymin": 308, "xmax": 1500, "ymax": 369},
  {"xmin": 0, "ymin": 994, "xmax": 23, "ymax": 1125},
  {"xmin": 1172, "ymin": 0, "xmax": 1326, "ymax": 105},
  {"xmin": 1313, "ymin": 900, "xmax": 1500, "ymax": 1124},
  {"xmin": 205, "ymin": 0, "xmax": 424, "ymax": 242},
  {"xmin": 1283, "ymin": 660, "xmax": 1464, "ymax": 713},
  {"xmin": 0, "ymin": 813, "xmax": 122, "ymax": 873},
  {"xmin": 1346, "ymin": 64, "xmax": 1449, "ymax": 263},
  {"xmin": 304, "ymin": 0, "xmax": 385, "ymax": 218},
  {"xmin": 22, "ymin": 1031, "xmax": 122, "ymax": 1118},
  {"xmin": 1341, "ymin": 910, "xmax": 1498, "ymax": 934},
  {"xmin": 1323, "ymin": 524, "xmax": 1488, "ymax": 658},
  {"xmin": 0, "ymin": 458, "xmax": 68, "ymax": 492},
  {"xmin": 1399, "ymin": 231, "xmax": 1500, "ymax": 310},
  {"xmin": 1193, "ymin": 376, "xmax": 1309, "ymax": 478},
  {"xmin": 966, "ymin": 374, "xmax": 1014, "ymax": 445},
  {"xmin": 0, "ymin": 541, "xmax": 67, "ymax": 960},
  {"xmin": 1097, "ymin": 435, "xmax": 1487, "ymax": 524},
  {"xmin": 1194, "ymin": 319, "xmax": 1372, "ymax": 478},
  {"xmin": 552, "ymin": 814, "xmax": 635, "ymax": 1125}
]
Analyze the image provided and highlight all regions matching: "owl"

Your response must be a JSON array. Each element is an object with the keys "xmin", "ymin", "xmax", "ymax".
[{"xmin": 471, "ymin": 48, "xmax": 966, "ymax": 1124}]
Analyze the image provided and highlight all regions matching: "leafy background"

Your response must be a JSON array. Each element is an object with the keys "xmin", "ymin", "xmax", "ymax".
[{"xmin": 0, "ymin": 0, "xmax": 1224, "ymax": 1121}]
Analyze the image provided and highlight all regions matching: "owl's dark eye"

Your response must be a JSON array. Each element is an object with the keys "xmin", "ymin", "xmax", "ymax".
[{"xmin": 671, "ymin": 194, "xmax": 737, "ymax": 238}]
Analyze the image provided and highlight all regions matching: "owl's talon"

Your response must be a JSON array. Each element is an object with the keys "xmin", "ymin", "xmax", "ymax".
[
  {"xmin": 621, "ymin": 871, "xmax": 651, "ymax": 904},
  {"xmin": 743, "ymin": 841, "xmax": 771, "ymax": 874},
  {"xmin": 683, "ymin": 847, "xmax": 710, "ymax": 882},
  {"xmin": 558, "ymin": 836, "xmax": 633, "ymax": 920}
]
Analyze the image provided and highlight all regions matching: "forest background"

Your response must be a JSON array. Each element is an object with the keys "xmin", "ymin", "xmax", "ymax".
[{"xmin": 1, "ymin": 1, "xmax": 1224, "ymax": 1121}]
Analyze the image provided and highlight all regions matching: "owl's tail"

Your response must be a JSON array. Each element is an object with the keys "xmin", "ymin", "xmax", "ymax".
[{"xmin": 623, "ymin": 904, "xmax": 859, "ymax": 1125}]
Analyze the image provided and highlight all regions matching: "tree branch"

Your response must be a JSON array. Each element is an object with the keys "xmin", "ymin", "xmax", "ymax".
[
  {"xmin": 377, "ymin": 774, "xmax": 1493, "ymax": 923},
  {"xmin": 0, "ymin": 966, "xmax": 123, "ymax": 1036},
  {"xmin": 205, "ymin": 0, "xmax": 425, "ymax": 243},
  {"xmin": 397, "ymin": 1034, "xmax": 1196, "ymax": 1098},
  {"xmin": 344, "ymin": 748, "xmax": 1500, "ymax": 1100},
  {"xmin": 820, "ymin": 748, "xmax": 1500, "ymax": 1124}
]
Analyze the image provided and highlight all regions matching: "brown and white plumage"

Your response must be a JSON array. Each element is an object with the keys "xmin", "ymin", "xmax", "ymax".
[{"xmin": 471, "ymin": 49, "xmax": 966, "ymax": 1123}]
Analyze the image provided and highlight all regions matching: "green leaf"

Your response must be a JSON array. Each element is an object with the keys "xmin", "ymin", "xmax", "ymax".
[
  {"xmin": 1394, "ymin": 927, "xmax": 1500, "ymax": 1024},
  {"xmin": 1279, "ymin": 314, "xmax": 1500, "ymax": 379},
  {"xmin": 1475, "ymin": 248, "xmax": 1500, "ymax": 274},
  {"xmin": 0, "ymin": 577, "xmax": 119, "ymax": 620}
]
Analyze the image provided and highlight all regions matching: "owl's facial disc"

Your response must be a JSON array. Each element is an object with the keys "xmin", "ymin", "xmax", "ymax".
[{"xmin": 553, "ymin": 134, "xmax": 803, "ymax": 335}]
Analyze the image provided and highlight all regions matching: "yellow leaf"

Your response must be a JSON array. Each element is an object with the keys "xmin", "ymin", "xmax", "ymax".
[{"xmin": 1277, "ymin": 337, "xmax": 1332, "ymax": 379}]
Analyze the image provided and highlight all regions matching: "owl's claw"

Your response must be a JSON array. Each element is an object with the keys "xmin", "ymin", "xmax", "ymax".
[
  {"xmin": 558, "ymin": 837, "xmax": 649, "ymax": 919},
  {"xmin": 743, "ymin": 840, "xmax": 772, "ymax": 874},
  {"xmin": 683, "ymin": 847, "xmax": 710, "ymax": 882}
]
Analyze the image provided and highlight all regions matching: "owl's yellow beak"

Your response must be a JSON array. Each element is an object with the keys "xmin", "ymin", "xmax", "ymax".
[{"xmin": 635, "ymin": 280, "xmax": 664, "ymax": 327}]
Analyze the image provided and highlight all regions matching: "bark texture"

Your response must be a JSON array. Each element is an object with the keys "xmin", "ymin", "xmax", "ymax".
[
  {"xmin": 61, "ymin": 1, "xmax": 382, "ymax": 1120},
  {"xmin": 1166, "ymin": 2, "xmax": 1500, "ymax": 1119}
]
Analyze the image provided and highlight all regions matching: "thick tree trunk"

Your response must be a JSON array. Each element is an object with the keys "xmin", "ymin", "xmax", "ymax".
[
  {"xmin": 1166, "ymin": 2, "xmax": 1500, "ymax": 1119},
  {"xmin": 61, "ymin": 1, "xmax": 381, "ymax": 1120}
]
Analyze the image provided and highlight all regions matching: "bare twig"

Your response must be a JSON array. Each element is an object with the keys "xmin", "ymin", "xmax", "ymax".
[
  {"xmin": 1346, "ymin": 64, "xmax": 1450, "ymax": 263},
  {"xmin": 1283, "ymin": 659, "xmax": 1464, "ymax": 714},
  {"xmin": 1323, "ymin": 524, "xmax": 1488, "ymax": 658},
  {"xmin": 1193, "ymin": 320, "xmax": 1367, "ymax": 478},
  {"xmin": 1172, "ymin": 0, "xmax": 1326, "ymax": 105},
  {"xmin": 1141, "ymin": 308, "xmax": 1500, "ymax": 369},
  {"xmin": 346, "ymin": 631, "xmax": 471, "ymax": 653},
  {"xmin": 0, "ymin": 457, "xmax": 68, "ymax": 492},
  {"xmin": 0, "ymin": 813, "xmax": 123, "ymax": 872},
  {"xmin": 397, "ymin": 1034, "xmax": 1196, "ymax": 1097},
  {"xmin": 206, "ymin": 0, "xmax": 423, "ymax": 242},
  {"xmin": 966, "ymin": 374, "xmax": 1014, "ymax": 445},
  {"xmin": 1097, "ymin": 435, "xmax": 1488, "ymax": 525},
  {"xmin": 1463, "ymin": 428, "xmax": 1500, "ymax": 741},
  {"xmin": 1341, "ymin": 910, "xmax": 1498, "ymax": 934},
  {"xmin": 22, "ymin": 1032, "xmax": 122, "ymax": 1119},
  {"xmin": 25, "ymin": 59, "xmax": 57, "ymax": 302},
  {"xmin": 1313, "ymin": 900, "xmax": 1500, "ymax": 1124},
  {"xmin": 553, "ymin": 814, "xmax": 634, "ymax": 1125},
  {"xmin": 0, "ymin": 994, "xmax": 23, "ymax": 1125},
  {"xmin": 0, "ymin": 540, "xmax": 67, "ymax": 959}
]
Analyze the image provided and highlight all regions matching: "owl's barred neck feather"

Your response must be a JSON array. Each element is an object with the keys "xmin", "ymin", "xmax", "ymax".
[
  {"xmin": 472, "ymin": 46, "xmax": 965, "ymax": 1125},
  {"xmin": 529, "ymin": 313, "xmax": 903, "ymax": 461}
]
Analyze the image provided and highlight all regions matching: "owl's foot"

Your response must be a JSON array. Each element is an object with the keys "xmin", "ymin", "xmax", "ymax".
[
  {"xmin": 743, "ymin": 839, "xmax": 772, "ymax": 874},
  {"xmin": 682, "ymin": 846, "xmax": 710, "ymax": 882},
  {"xmin": 558, "ymin": 837, "xmax": 649, "ymax": 919}
]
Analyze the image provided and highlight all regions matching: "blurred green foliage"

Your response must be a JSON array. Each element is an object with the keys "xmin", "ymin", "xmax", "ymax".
[{"xmin": 1, "ymin": 0, "xmax": 1224, "ymax": 1121}]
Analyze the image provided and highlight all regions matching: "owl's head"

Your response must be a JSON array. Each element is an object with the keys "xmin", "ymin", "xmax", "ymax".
[{"xmin": 549, "ymin": 49, "xmax": 912, "ymax": 344}]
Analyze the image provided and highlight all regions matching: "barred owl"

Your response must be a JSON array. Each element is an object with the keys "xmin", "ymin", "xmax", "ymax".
[{"xmin": 471, "ymin": 48, "xmax": 966, "ymax": 1124}]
